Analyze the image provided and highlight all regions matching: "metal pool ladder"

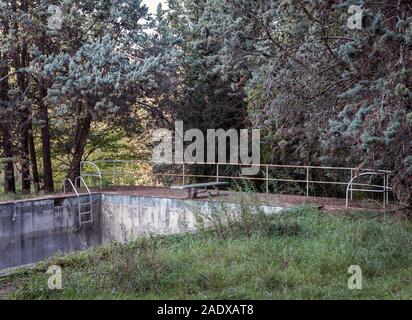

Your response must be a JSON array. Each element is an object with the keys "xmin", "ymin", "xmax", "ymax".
[{"xmin": 63, "ymin": 177, "xmax": 93, "ymax": 229}]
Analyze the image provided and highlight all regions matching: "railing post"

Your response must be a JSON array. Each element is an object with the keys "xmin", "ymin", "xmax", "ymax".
[
  {"xmin": 350, "ymin": 169, "xmax": 353, "ymax": 200},
  {"xmin": 117, "ymin": 162, "xmax": 120, "ymax": 186},
  {"xmin": 385, "ymin": 173, "xmax": 389, "ymax": 206},
  {"xmin": 113, "ymin": 161, "xmax": 116, "ymax": 186},
  {"xmin": 216, "ymin": 163, "xmax": 219, "ymax": 182},
  {"xmin": 266, "ymin": 165, "xmax": 269, "ymax": 194},
  {"xmin": 182, "ymin": 162, "xmax": 186, "ymax": 185},
  {"xmin": 306, "ymin": 166, "xmax": 309, "ymax": 197},
  {"xmin": 383, "ymin": 174, "xmax": 386, "ymax": 209}
]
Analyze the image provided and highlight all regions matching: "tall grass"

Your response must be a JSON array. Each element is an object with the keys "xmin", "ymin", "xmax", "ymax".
[{"xmin": 3, "ymin": 203, "xmax": 411, "ymax": 300}]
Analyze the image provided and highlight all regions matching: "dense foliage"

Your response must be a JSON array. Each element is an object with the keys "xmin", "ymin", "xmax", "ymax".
[
  {"xmin": 0, "ymin": 0, "xmax": 411, "ymax": 204},
  {"xmin": 168, "ymin": 0, "xmax": 411, "ymax": 202}
]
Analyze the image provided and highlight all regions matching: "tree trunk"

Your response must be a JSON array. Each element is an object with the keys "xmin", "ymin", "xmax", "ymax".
[
  {"xmin": 39, "ymin": 84, "xmax": 54, "ymax": 192},
  {"xmin": 12, "ymin": 0, "xmax": 31, "ymax": 194},
  {"xmin": 0, "ymin": 118, "xmax": 16, "ymax": 193},
  {"xmin": 28, "ymin": 121, "xmax": 40, "ymax": 193},
  {"xmin": 0, "ymin": 12, "xmax": 16, "ymax": 193},
  {"xmin": 20, "ymin": 130, "xmax": 31, "ymax": 194},
  {"xmin": 14, "ymin": 55, "xmax": 31, "ymax": 194},
  {"xmin": 0, "ymin": 131, "xmax": 16, "ymax": 193},
  {"xmin": 67, "ymin": 112, "xmax": 93, "ymax": 182},
  {"xmin": 36, "ymin": 26, "xmax": 55, "ymax": 193},
  {"xmin": 0, "ymin": 105, "xmax": 16, "ymax": 193}
]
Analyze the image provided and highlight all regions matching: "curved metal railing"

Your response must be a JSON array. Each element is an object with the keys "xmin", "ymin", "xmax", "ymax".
[
  {"xmin": 346, "ymin": 171, "xmax": 391, "ymax": 208},
  {"xmin": 80, "ymin": 161, "xmax": 102, "ymax": 189}
]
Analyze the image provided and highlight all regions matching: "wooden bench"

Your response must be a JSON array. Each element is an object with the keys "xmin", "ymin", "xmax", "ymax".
[{"xmin": 172, "ymin": 181, "xmax": 229, "ymax": 199}]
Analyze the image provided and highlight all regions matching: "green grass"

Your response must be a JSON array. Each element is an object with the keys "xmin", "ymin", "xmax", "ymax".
[{"xmin": 1, "ymin": 205, "xmax": 411, "ymax": 300}]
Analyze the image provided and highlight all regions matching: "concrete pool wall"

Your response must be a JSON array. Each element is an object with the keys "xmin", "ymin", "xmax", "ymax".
[
  {"xmin": 0, "ymin": 193, "xmax": 284, "ymax": 270},
  {"xmin": 0, "ymin": 195, "xmax": 101, "ymax": 270}
]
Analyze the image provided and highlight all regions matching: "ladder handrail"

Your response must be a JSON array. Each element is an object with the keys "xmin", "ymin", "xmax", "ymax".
[
  {"xmin": 62, "ymin": 177, "xmax": 93, "ymax": 230},
  {"xmin": 63, "ymin": 178, "xmax": 79, "ymax": 197},
  {"xmin": 75, "ymin": 176, "xmax": 92, "ymax": 195}
]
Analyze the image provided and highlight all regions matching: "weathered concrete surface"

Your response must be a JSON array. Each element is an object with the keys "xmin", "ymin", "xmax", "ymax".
[
  {"xmin": 0, "ymin": 195, "xmax": 101, "ymax": 270},
  {"xmin": 1, "ymin": 193, "xmax": 284, "ymax": 270},
  {"xmin": 101, "ymin": 195, "xmax": 197, "ymax": 243},
  {"xmin": 101, "ymin": 194, "xmax": 284, "ymax": 244}
]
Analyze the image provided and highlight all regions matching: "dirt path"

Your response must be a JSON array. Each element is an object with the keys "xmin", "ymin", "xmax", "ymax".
[{"xmin": 0, "ymin": 280, "xmax": 17, "ymax": 300}]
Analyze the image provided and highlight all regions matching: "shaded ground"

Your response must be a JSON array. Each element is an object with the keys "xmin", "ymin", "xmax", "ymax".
[
  {"xmin": 0, "ymin": 283, "xmax": 14, "ymax": 300},
  {"xmin": 0, "ymin": 276, "xmax": 27, "ymax": 300}
]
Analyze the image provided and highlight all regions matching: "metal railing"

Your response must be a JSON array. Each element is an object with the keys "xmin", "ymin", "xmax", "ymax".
[
  {"xmin": 346, "ymin": 171, "xmax": 391, "ymax": 208},
  {"xmin": 63, "ymin": 178, "xmax": 79, "ymax": 196},
  {"xmin": 80, "ymin": 160, "xmax": 392, "ymax": 207},
  {"xmin": 80, "ymin": 161, "xmax": 102, "ymax": 189}
]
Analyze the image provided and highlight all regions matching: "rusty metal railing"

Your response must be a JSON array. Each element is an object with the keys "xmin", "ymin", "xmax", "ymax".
[{"xmin": 80, "ymin": 160, "xmax": 392, "ymax": 208}]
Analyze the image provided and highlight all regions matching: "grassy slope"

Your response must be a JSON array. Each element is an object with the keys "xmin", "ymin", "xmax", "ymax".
[{"xmin": 1, "ymin": 205, "xmax": 411, "ymax": 300}]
